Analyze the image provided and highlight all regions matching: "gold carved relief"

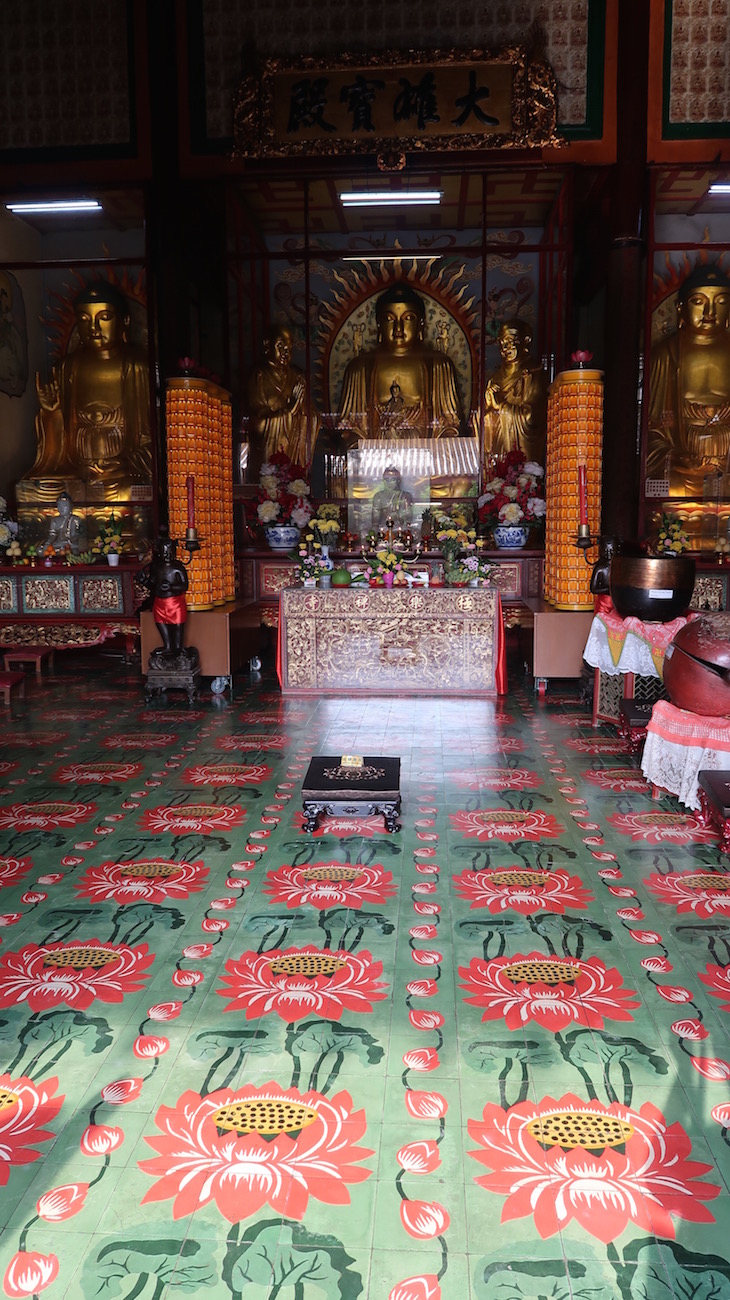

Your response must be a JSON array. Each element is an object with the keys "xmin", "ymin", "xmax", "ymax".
[{"xmin": 23, "ymin": 578, "xmax": 73, "ymax": 612}]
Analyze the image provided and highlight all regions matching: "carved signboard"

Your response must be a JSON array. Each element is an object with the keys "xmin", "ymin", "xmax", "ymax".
[{"xmin": 234, "ymin": 46, "xmax": 560, "ymax": 158}]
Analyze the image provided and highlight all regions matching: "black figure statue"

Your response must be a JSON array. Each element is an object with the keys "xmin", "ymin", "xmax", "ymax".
[{"xmin": 145, "ymin": 530, "xmax": 200, "ymax": 703}]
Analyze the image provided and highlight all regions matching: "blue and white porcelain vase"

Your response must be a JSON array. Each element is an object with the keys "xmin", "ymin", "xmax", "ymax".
[
  {"xmin": 264, "ymin": 524, "xmax": 300, "ymax": 552},
  {"xmin": 319, "ymin": 544, "xmax": 334, "ymax": 571},
  {"xmin": 493, "ymin": 525, "xmax": 529, "ymax": 550}
]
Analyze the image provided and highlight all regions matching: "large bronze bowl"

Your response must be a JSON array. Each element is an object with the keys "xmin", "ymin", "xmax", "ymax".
[
  {"xmin": 609, "ymin": 554, "xmax": 696, "ymax": 623},
  {"xmin": 664, "ymin": 613, "xmax": 730, "ymax": 715}
]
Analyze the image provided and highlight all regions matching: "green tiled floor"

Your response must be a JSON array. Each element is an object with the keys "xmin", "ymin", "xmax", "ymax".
[{"xmin": 1, "ymin": 660, "xmax": 730, "ymax": 1297}]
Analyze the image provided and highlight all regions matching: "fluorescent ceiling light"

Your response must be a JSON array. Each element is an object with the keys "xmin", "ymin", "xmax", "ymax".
[
  {"xmin": 6, "ymin": 199, "xmax": 102, "ymax": 214},
  {"xmin": 343, "ymin": 253, "xmax": 443, "ymax": 262},
  {"xmin": 339, "ymin": 190, "xmax": 442, "ymax": 207},
  {"xmin": 709, "ymin": 183, "xmax": 730, "ymax": 194}
]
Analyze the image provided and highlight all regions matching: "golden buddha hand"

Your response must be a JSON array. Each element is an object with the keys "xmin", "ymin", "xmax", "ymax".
[{"xmin": 36, "ymin": 370, "xmax": 60, "ymax": 412}]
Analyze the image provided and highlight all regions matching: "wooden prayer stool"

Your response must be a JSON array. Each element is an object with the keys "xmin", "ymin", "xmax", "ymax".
[
  {"xmin": 0, "ymin": 671, "xmax": 26, "ymax": 707},
  {"xmin": 697, "ymin": 771, "xmax": 730, "ymax": 854},
  {"xmin": 2, "ymin": 648, "xmax": 54, "ymax": 678},
  {"xmin": 617, "ymin": 699, "xmax": 652, "ymax": 756},
  {"xmin": 301, "ymin": 755, "xmax": 401, "ymax": 834}
]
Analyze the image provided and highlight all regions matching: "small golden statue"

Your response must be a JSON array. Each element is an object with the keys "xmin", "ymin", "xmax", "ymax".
[
  {"xmin": 337, "ymin": 283, "xmax": 466, "ymax": 443},
  {"xmin": 482, "ymin": 320, "xmax": 547, "ymax": 467},
  {"xmin": 647, "ymin": 263, "xmax": 730, "ymax": 496},
  {"xmin": 247, "ymin": 325, "xmax": 312, "ymax": 471},
  {"xmin": 27, "ymin": 282, "xmax": 151, "ymax": 501}
]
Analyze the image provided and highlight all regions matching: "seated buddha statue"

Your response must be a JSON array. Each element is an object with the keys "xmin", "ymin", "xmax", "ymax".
[
  {"xmin": 646, "ymin": 263, "xmax": 730, "ymax": 496},
  {"xmin": 247, "ymin": 325, "xmax": 312, "ymax": 473},
  {"xmin": 371, "ymin": 466, "xmax": 414, "ymax": 530},
  {"xmin": 337, "ymin": 283, "xmax": 466, "ymax": 444},
  {"xmin": 26, "ymin": 282, "xmax": 152, "ymax": 501},
  {"xmin": 482, "ymin": 319, "xmax": 547, "ymax": 467}
]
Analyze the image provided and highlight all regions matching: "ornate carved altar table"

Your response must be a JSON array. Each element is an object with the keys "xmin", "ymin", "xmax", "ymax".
[
  {"xmin": 278, "ymin": 586, "xmax": 506, "ymax": 696},
  {"xmin": 641, "ymin": 700, "xmax": 730, "ymax": 812},
  {"xmin": 0, "ymin": 563, "xmax": 142, "ymax": 657}
]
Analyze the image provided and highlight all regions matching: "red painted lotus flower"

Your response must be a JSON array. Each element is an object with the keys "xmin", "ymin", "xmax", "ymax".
[
  {"xmin": 605, "ymin": 811, "xmax": 718, "ymax": 844},
  {"xmin": 691, "ymin": 1057, "xmax": 730, "ymax": 1081},
  {"xmin": 210, "ymin": 897, "xmax": 236, "ymax": 909},
  {"xmin": 139, "ymin": 1080, "xmax": 372, "ymax": 1221},
  {"xmin": 140, "ymin": 804, "xmax": 246, "ymax": 833},
  {"xmin": 412, "ymin": 883, "xmax": 437, "ymax": 895},
  {"xmin": 409, "ymin": 1010, "xmax": 445, "ymax": 1030},
  {"xmin": 583, "ymin": 767, "xmax": 650, "ymax": 792},
  {"xmin": 404, "ymin": 1090, "xmax": 448, "ymax": 1120},
  {"xmin": 644, "ymin": 870, "xmax": 730, "ymax": 917},
  {"xmin": 413, "ymin": 902, "xmax": 440, "ymax": 915},
  {"xmin": 3, "ymin": 1251, "xmax": 59, "ymax": 1297},
  {"xmin": 0, "ymin": 940, "xmax": 154, "ymax": 1012},
  {"xmin": 699, "ymin": 963, "xmax": 730, "ymax": 1012},
  {"xmin": 468, "ymin": 1091, "xmax": 720, "ymax": 1242},
  {"xmin": 147, "ymin": 1001, "xmax": 182, "ymax": 1022},
  {"xmin": 451, "ymin": 767, "xmax": 542, "ymax": 791},
  {"xmin": 414, "ymin": 863, "xmax": 440, "ymax": 874},
  {"xmin": 202, "ymin": 918, "xmax": 228, "ymax": 933},
  {"xmin": 37, "ymin": 874, "xmax": 63, "ymax": 886},
  {"xmin": 182, "ymin": 944, "xmax": 213, "ymax": 959},
  {"xmin": 100, "ymin": 1078, "xmax": 143, "ymax": 1104},
  {"xmin": 80, "ymin": 1125, "xmax": 124, "ymax": 1156},
  {"xmin": 75, "ymin": 858, "xmax": 209, "ymax": 906},
  {"xmin": 671, "ymin": 1019, "xmax": 709, "ymax": 1040},
  {"xmin": 628, "ymin": 929, "xmax": 662, "ymax": 945},
  {"xmin": 403, "ymin": 1048, "xmax": 440, "ymax": 1072},
  {"xmin": 400, "ymin": 1199, "xmax": 450, "ymax": 1239},
  {"xmin": 412, "ymin": 950, "xmax": 442, "ymax": 966},
  {"xmin": 0, "ymin": 857, "xmax": 31, "ymax": 891},
  {"xmin": 597, "ymin": 868, "xmax": 622, "ymax": 879},
  {"xmin": 656, "ymin": 984, "xmax": 693, "ymax": 1003},
  {"xmin": 452, "ymin": 866, "xmax": 593, "ymax": 915},
  {"xmin": 617, "ymin": 908, "xmax": 645, "ymax": 921},
  {"xmin": 36, "ymin": 1181, "xmax": 89, "ymax": 1221},
  {"xmin": 449, "ymin": 809, "xmax": 565, "ymax": 842},
  {"xmin": 410, "ymin": 925, "xmax": 438, "ymax": 939},
  {"xmin": 293, "ymin": 811, "xmax": 387, "ymax": 837},
  {"xmin": 217, "ymin": 945, "xmax": 388, "ymax": 1022},
  {"xmin": 397, "ymin": 1141, "xmax": 442, "ymax": 1173},
  {"xmin": 712, "ymin": 1103, "xmax": 730, "ymax": 1126},
  {"xmin": 641, "ymin": 956, "xmax": 673, "ymax": 973},
  {"xmin": 173, "ymin": 970, "xmax": 204, "ymax": 987},
  {"xmin": 264, "ymin": 862, "xmax": 397, "ymax": 911},
  {"xmin": 0, "ymin": 1073, "xmax": 64, "ymax": 1184},
  {"xmin": 217, "ymin": 733, "xmax": 290, "ymax": 751},
  {"xmin": 607, "ymin": 886, "xmax": 636, "ymax": 898},
  {"xmin": 184, "ymin": 763, "xmax": 272, "ymax": 785},
  {"xmin": 0, "ymin": 914, "xmax": 22, "ymax": 927},
  {"xmin": 55, "ymin": 761, "xmax": 143, "ymax": 783},
  {"xmin": 406, "ymin": 980, "xmax": 439, "ymax": 997},
  {"xmin": 20, "ymin": 891, "xmax": 46, "ymax": 905},
  {"xmin": 133, "ymin": 1035, "xmax": 169, "ymax": 1059},
  {"xmin": 389, "ymin": 1276, "xmax": 441, "ymax": 1300},
  {"xmin": 565, "ymin": 738, "xmax": 626, "ymax": 753},
  {"xmin": 0, "ymin": 801, "xmax": 96, "ymax": 831},
  {"xmin": 460, "ymin": 952, "xmax": 639, "ymax": 1032}
]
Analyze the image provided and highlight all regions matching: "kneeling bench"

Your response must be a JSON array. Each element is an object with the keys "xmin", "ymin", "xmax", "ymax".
[
  {"xmin": 301, "ymin": 756, "xmax": 401, "ymax": 834},
  {"xmin": 2, "ymin": 648, "xmax": 54, "ymax": 678},
  {"xmin": 698, "ymin": 771, "xmax": 730, "ymax": 854},
  {"xmin": 0, "ymin": 671, "xmax": 25, "ymax": 706}
]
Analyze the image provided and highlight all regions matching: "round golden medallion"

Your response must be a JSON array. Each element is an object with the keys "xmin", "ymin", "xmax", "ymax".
[
  {"xmin": 119, "ymin": 862, "xmax": 182, "ymax": 879},
  {"xmin": 268, "ymin": 953, "xmax": 347, "ymax": 978},
  {"xmin": 527, "ymin": 1110, "xmax": 634, "ymax": 1152},
  {"xmin": 214, "ymin": 1098, "xmax": 318, "ymax": 1137},
  {"xmin": 0, "ymin": 1089, "xmax": 18, "ymax": 1111},
  {"xmin": 503, "ymin": 960, "xmax": 578, "ymax": 986},
  {"xmin": 489, "ymin": 870, "xmax": 549, "ymax": 887},
  {"xmin": 302, "ymin": 866, "xmax": 362, "ymax": 883},
  {"xmin": 43, "ymin": 947, "xmax": 118, "ymax": 969},
  {"xmin": 683, "ymin": 873, "xmax": 730, "ymax": 891}
]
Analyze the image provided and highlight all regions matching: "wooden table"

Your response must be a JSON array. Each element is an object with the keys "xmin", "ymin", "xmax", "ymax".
[
  {"xmin": 278, "ymin": 585, "xmax": 505, "ymax": 696},
  {"xmin": 140, "ymin": 601, "xmax": 266, "ymax": 692}
]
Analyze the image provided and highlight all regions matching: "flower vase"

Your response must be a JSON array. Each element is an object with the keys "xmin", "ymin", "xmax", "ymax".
[
  {"xmin": 107, "ymin": 553, "xmax": 120, "ymax": 567},
  {"xmin": 493, "ymin": 525, "xmax": 529, "ymax": 550},
  {"xmin": 265, "ymin": 525, "xmax": 300, "ymax": 552},
  {"xmin": 320, "ymin": 544, "xmax": 334, "ymax": 571},
  {"xmin": 319, "ymin": 572, "xmax": 332, "ymax": 588},
  {"xmin": 383, "ymin": 571, "xmax": 394, "ymax": 588}
]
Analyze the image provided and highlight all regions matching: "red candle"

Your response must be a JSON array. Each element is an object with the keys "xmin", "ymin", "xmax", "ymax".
[
  {"xmin": 186, "ymin": 475, "xmax": 195, "ymax": 529},
  {"xmin": 578, "ymin": 463, "xmax": 588, "ymax": 527}
]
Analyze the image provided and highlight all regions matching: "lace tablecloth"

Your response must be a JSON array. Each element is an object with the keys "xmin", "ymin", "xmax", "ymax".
[
  {"xmin": 641, "ymin": 700, "xmax": 730, "ymax": 811},
  {"xmin": 583, "ymin": 611, "xmax": 693, "ymax": 678}
]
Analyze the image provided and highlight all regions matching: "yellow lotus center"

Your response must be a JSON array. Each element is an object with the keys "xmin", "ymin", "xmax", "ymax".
[
  {"xmin": 302, "ymin": 866, "xmax": 362, "ymax": 883},
  {"xmin": 0, "ymin": 1089, "xmax": 18, "ymax": 1111},
  {"xmin": 177, "ymin": 805, "xmax": 219, "ymax": 817},
  {"xmin": 26, "ymin": 803, "xmax": 76, "ymax": 815},
  {"xmin": 527, "ymin": 1110, "xmax": 634, "ymax": 1151},
  {"xmin": 636, "ymin": 813, "xmax": 685, "ymax": 827},
  {"xmin": 209, "ymin": 766, "xmax": 251, "ymax": 776},
  {"xmin": 214, "ymin": 1098, "xmax": 318, "ymax": 1136},
  {"xmin": 490, "ymin": 870, "xmax": 549, "ymax": 887},
  {"xmin": 269, "ymin": 953, "xmax": 347, "ymax": 978},
  {"xmin": 118, "ymin": 862, "xmax": 182, "ymax": 879},
  {"xmin": 503, "ymin": 960, "xmax": 578, "ymax": 986},
  {"xmin": 43, "ymin": 947, "xmax": 118, "ymax": 969},
  {"xmin": 479, "ymin": 811, "xmax": 530, "ymax": 825},
  {"xmin": 684, "ymin": 873, "xmax": 730, "ymax": 891}
]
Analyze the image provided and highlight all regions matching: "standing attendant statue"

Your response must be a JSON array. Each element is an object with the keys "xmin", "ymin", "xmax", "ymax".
[
  {"xmin": 247, "ymin": 325, "xmax": 312, "ymax": 473},
  {"xmin": 149, "ymin": 534, "xmax": 190, "ymax": 662},
  {"xmin": 483, "ymin": 320, "xmax": 547, "ymax": 468}
]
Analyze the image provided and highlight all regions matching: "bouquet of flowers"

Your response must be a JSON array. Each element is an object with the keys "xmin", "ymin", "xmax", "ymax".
[
  {"xmin": 655, "ymin": 512, "xmax": 690, "ymax": 555},
  {"xmin": 294, "ymin": 545, "xmax": 331, "ymax": 585},
  {"xmin": 256, "ymin": 452, "xmax": 313, "ymax": 529},
  {"xmin": 363, "ymin": 548, "xmax": 408, "ymax": 583},
  {"xmin": 91, "ymin": 513, "xmax": 124, "ymax": 557},
  {"xmin": 433, "ymin": 508, "xmax": 476, "ymax": 565},
  {"xmin": 477, "ymin": 451, "xmax": 545, "ymax": 535},
  {"xmin": 455, "ymin": 551, "xmax": 498, "ymax": 585},
  {"xmin": 0, "ymin": 496, "xmax": 19, "ymax": 559},
  {"xmin": 311, "ymin": 503, "xmax": 341, "ymax": 548}
]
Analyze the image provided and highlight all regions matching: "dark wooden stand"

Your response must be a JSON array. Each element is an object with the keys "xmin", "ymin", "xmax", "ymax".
[{"xmin": 301, "ymin": 756, "xmax": 401, "ymax": 833}]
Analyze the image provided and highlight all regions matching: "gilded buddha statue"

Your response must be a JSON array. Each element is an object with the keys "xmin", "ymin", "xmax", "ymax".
[
  {"xmin": 337, "ymin": 283, "xmax": 466, "ymax": 443},
  {"xmin": 482, "ymin": 319, "xmax": 547, "ymax": 467},
  {"xmin": 27, "ymin": 282, "xmax": 152, "ymax": 501},
  {"xmin": 247, "ymin": 325, "xmax": 312, "ymax": 471},
  {"xmin": 647, "ymin": 263, "xmax": 730, "ymax": 496}
]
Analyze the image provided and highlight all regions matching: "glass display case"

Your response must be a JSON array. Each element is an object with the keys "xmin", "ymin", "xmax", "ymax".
[{"xmin": 345, "ymin": 437, "xmax": 480, "ymax": 539}]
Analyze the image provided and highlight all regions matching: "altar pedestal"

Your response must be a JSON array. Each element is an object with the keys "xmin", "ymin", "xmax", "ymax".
[
  {"xmin": 642, "ymin": 700, "xmax": 730, "ymax": 811},
  {"xmin": 278, "ymin": 585, "xmax": 505, "ymax": 696}
]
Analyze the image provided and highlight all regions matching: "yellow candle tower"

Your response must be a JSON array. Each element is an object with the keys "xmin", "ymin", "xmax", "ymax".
[
  {"xmin": 544, "ymin": 367, "xmax": 603, "ymax": 610},
  {"xmin": 165, "ymin": 377, "xmax": 235, "ymax": 611}
]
